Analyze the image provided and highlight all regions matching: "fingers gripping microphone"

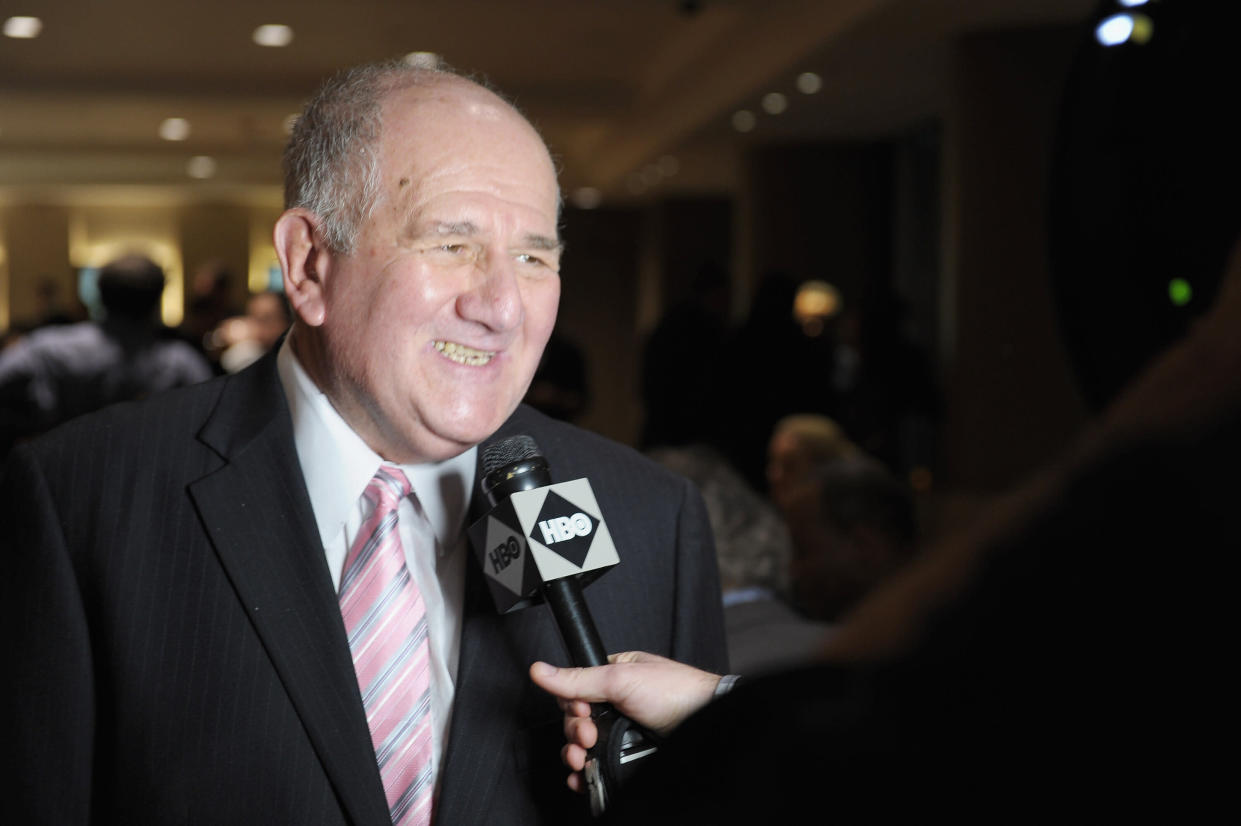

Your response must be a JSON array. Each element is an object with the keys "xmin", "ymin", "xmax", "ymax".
[{"xmin": 469, "ymin": 435, "xmax": 659, "ymax": 816}]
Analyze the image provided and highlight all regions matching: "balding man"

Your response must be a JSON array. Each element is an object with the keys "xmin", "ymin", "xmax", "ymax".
[{"xmin": 1, "ymin": 60, "xmax": 727, "ymax": 826}]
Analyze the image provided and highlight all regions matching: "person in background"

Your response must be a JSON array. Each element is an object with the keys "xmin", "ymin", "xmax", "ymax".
[
  {"xmin": 214, "ymin": 288, "xmax": 293, "ymax": 373},
  {"xmin": 765, "ymin": 412, "xmax": 861, "ymax": 518},
  {"xmin": 649, "ymin": 443, "xmax": 834, "ymax": 675},
  {"xmin": 0, "ymin": 254, "xmax": 212, "ymax": 460},
  {"xmin": 178, "ymin": 259, "xmax": 242, "ymax": 372},
  {"xmin": 782, "ymin": 455, "xmax": 919, "ymax": 623},
  {"xmin": 523, "ymin": 331, "xmax": 590, "ymax": 423},
  {"xmin": 638, "ymin": 261, "xmax": 731, "ymax": 451}
]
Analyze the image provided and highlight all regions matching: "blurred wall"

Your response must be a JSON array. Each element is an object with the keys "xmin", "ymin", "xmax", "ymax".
[
  {"xmin": 0, "ymin": 204, "xmax": 71, "ymax": 329},
  {"xmin": 940, "ymin": 26, "xmax": 1089, "ymax": 493}
]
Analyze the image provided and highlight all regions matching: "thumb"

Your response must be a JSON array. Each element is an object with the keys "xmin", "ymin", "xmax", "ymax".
[{"xmin": 529, "ymin": 661, "xmax": 612, "ymax": 704}]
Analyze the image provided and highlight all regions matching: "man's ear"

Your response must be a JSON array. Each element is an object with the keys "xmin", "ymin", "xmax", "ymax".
[{"xmin": 275, "ymin": 208, "xmax": 332, "ymax": 327}]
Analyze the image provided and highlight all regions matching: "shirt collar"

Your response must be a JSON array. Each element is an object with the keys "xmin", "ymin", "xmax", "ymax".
[{"xmin": 277, "ymin": 337, "xmax": 477, "ymax": 556}]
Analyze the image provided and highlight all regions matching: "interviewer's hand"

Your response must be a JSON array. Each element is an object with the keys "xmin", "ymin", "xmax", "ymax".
[{"xmin": 529, "ymin": 651, "xmax": 722, "ymax": 792}]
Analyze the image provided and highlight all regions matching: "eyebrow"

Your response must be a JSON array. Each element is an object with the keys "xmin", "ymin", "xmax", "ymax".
[
  {"xmin": 430, "ymin": 221, "xmax": 480, "ymax": 237},
  {"xmin": 428, "ymin": 221, "xmax": 562, "ymax": 252},
  {"xmin": 522, "ymin": 233, "xmax": 563, "ymax": 252}
]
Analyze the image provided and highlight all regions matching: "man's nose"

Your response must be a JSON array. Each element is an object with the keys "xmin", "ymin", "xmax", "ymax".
[{"xmin": 457, "ymin": 252, "xmax": 523, "ymax": 332}]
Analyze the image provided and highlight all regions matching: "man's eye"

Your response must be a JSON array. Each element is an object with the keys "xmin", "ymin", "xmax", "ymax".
[
  {"xmin": 440, "ymin": 243, "xmax": 466, "ymax": 254},
  {"xmin": 515, "ymin": 253, "xmax": 545, "ymax": 267}
]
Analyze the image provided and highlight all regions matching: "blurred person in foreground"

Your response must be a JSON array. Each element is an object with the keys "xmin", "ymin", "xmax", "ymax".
[
  {"xmin": 0, "ymin": 59, "xmax": 726, "ymax": 826},
  {"xmin": 530, "ymin": 227, "xmax": 1241, "ymax": 820},
  {"xmin": 0, "ymin": 254, "xmax": 212, "ymax": 460}
]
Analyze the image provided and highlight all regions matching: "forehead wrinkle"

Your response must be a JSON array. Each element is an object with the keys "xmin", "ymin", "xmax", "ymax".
[{"xmin": 376, "ymin": 95, "xmax": 560, "ymax": 248}]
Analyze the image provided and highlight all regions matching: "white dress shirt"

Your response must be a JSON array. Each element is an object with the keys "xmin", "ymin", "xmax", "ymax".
[{"xmin": 277, "ymin": 339, "xmax": 472, "ymax": 787}]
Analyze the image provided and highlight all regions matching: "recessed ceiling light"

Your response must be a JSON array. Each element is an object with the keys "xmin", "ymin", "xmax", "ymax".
[
  {"xmin": 3, "ymin": 16, "xmax": 42, "ymax": 38},
  {"xmin": 187, "ymin": 156, "xmax": 218, "ymax": 179},
  {"xmin": 732, "ymin": 110, "xmax": 756, "ymax": 133},
  {"xmin": 253, "ymin": 24, "xmax": 293, "ymax": 48},
  {"xmin": 158, "ymin": 118, "xmax": 191, "ymax": 141},
  {"xmin": 796, "ymin": 72, "xmax": 822, "ymax": 95},
  {"xmin": 762, "ymin": 92, "xmax": 788, "ymax": 115},
  {"xmin": 1095, "ymin": 13, "xmax": 1152, "ymax": 46}
]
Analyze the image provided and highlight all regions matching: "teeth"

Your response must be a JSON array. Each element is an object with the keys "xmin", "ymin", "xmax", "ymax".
[{"xmin": 434, "ymin": 340, "xmax": 496, "ymax": 366}]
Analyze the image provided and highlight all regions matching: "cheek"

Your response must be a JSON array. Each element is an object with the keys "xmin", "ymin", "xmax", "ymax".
[{"xmin": 524, "ymin": 280, "xmax": 561, "ymax": 341}]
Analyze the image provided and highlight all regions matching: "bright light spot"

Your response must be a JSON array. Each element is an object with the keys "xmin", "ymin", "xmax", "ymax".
[
  {"xmin": 796, "ymin": 72, "xmax": 822, "ymax": 95},
  {"xmin": 404, "ymin": 51, "xmax": 441, "ymax": 68},
  {"xmin": 187, "ymin": 156, "xmax": 217, "ymax": 179},
  {"xmin": 1095, "ymin": 13, "xmax": 1151, "ymax": 46},
  {"xmin": 283, "ymin": 113, "xmax": 299, "ymax": 135},
  {"xmin": 732, "ymin": 110, "xmax": 756, "ymax": 133},
  {"xmin": 3, "ymin": 16, "xmax": 42, "ymax": 38},
  {"xmin": 762, "ymin": 92, "xmax": 788, "ymax": 115},
  {"xmin": 158, "ymin": 118, "xmax": 191, "ymax": 141},
  {"xmin": 793, "ymin": 280, "xmax": 841, "ymax": 334},
  {"xmin": 253, "ymin": 24, "xmax": 294, "ymax": 47},
  {"xmin": 1119, "ymin": 0, "xmax": 1149, "ymax": 7},
  {"xmin": 657, "ymin": 155, "xmax": 680, "ymax": 176},
  {"xmin": 1168, "ymin": 278, "xmax": 1192, "ymax": 307},
  {"xmin": 571, "ymin": 187, "xmax": 602, "ymax": 209},
  {"xmin": 1096, "ymin": 14, "xmax": 1133, "ymax": 46}
]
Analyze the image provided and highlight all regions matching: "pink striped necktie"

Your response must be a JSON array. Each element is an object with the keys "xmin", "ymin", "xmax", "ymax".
[{"xmin": 339, "ymin": 464, "xmax": 434, "ymax": 825}]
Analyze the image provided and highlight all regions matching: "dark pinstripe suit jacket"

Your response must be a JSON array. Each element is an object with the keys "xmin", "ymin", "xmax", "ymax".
[{"xmin": 0, "ymin": 348, "xmax": 728, "ymax": 825}]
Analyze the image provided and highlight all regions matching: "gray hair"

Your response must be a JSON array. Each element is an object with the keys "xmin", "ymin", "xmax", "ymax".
[
  {"xmin": 282, "ymin": 58, "xmax": 470, "ymax": 254},
  {"xmin": 647, "ymin": 444, "xmax": 794, "ymax": 595}
]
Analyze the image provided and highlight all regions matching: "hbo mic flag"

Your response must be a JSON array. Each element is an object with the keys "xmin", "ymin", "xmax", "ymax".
[{"xmin": 468, "ymin": 478, "xmax": 620, "ymax": 614}]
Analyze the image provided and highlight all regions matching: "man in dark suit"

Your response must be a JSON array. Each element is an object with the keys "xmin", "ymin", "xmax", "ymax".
[{"xmin": 0, "ymin": 59, "xmax": 727, "ymax": 825}]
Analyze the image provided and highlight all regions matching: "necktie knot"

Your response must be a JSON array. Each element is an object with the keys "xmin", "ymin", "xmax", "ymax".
[{"xmin": 367, "ymin": 463, "xmax": 412, "ymax": 512}]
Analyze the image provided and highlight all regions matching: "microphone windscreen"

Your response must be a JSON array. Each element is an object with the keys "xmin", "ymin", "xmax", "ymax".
[{"xmin": 482, "ymin": 435, "xmax": 541, "ymax": 476}]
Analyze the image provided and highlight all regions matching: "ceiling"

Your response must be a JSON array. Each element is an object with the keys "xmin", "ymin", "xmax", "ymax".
[{"xmin": 0, "ymin": 0, "xmax": 1098, "ymax": 206}]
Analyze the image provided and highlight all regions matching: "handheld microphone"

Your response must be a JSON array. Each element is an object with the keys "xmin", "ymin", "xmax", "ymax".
[{"xmin": 468, "ymin": 434, "xmax": 660, "ymax": 816}]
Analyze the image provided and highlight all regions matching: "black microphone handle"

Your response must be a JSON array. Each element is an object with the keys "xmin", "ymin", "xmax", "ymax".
[{"xmin": 543, "ymin": 578, "xmax": 609, "ymax": 668}]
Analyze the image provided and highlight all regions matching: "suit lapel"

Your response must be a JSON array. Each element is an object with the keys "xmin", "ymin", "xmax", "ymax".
[
  {"xmin": 188, "ymin": 352, "xmax": 391, "ymax": 826},
  {"xmin": 433, "ymin": 565, "xmax": 524, "ymax": 825}
]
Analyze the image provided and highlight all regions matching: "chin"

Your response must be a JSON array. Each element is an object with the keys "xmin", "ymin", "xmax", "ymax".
[{"xmin": 418, "ymin": 414, "xmax": 508, "ymax": 458}]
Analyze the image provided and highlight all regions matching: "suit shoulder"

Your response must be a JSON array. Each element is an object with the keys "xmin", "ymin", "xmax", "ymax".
[
  {"xmin": 20, "ymin": 373, "xmax": 229, "ymax": 458},
  {"xmin": 506, "ymin": 405, "xmax": 690, "ymax": 494}
]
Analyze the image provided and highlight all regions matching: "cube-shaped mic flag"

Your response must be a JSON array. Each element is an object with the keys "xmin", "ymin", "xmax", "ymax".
[{"xmin": 468, "ymin": 477, "xmax": 620, "ymax": 613}]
